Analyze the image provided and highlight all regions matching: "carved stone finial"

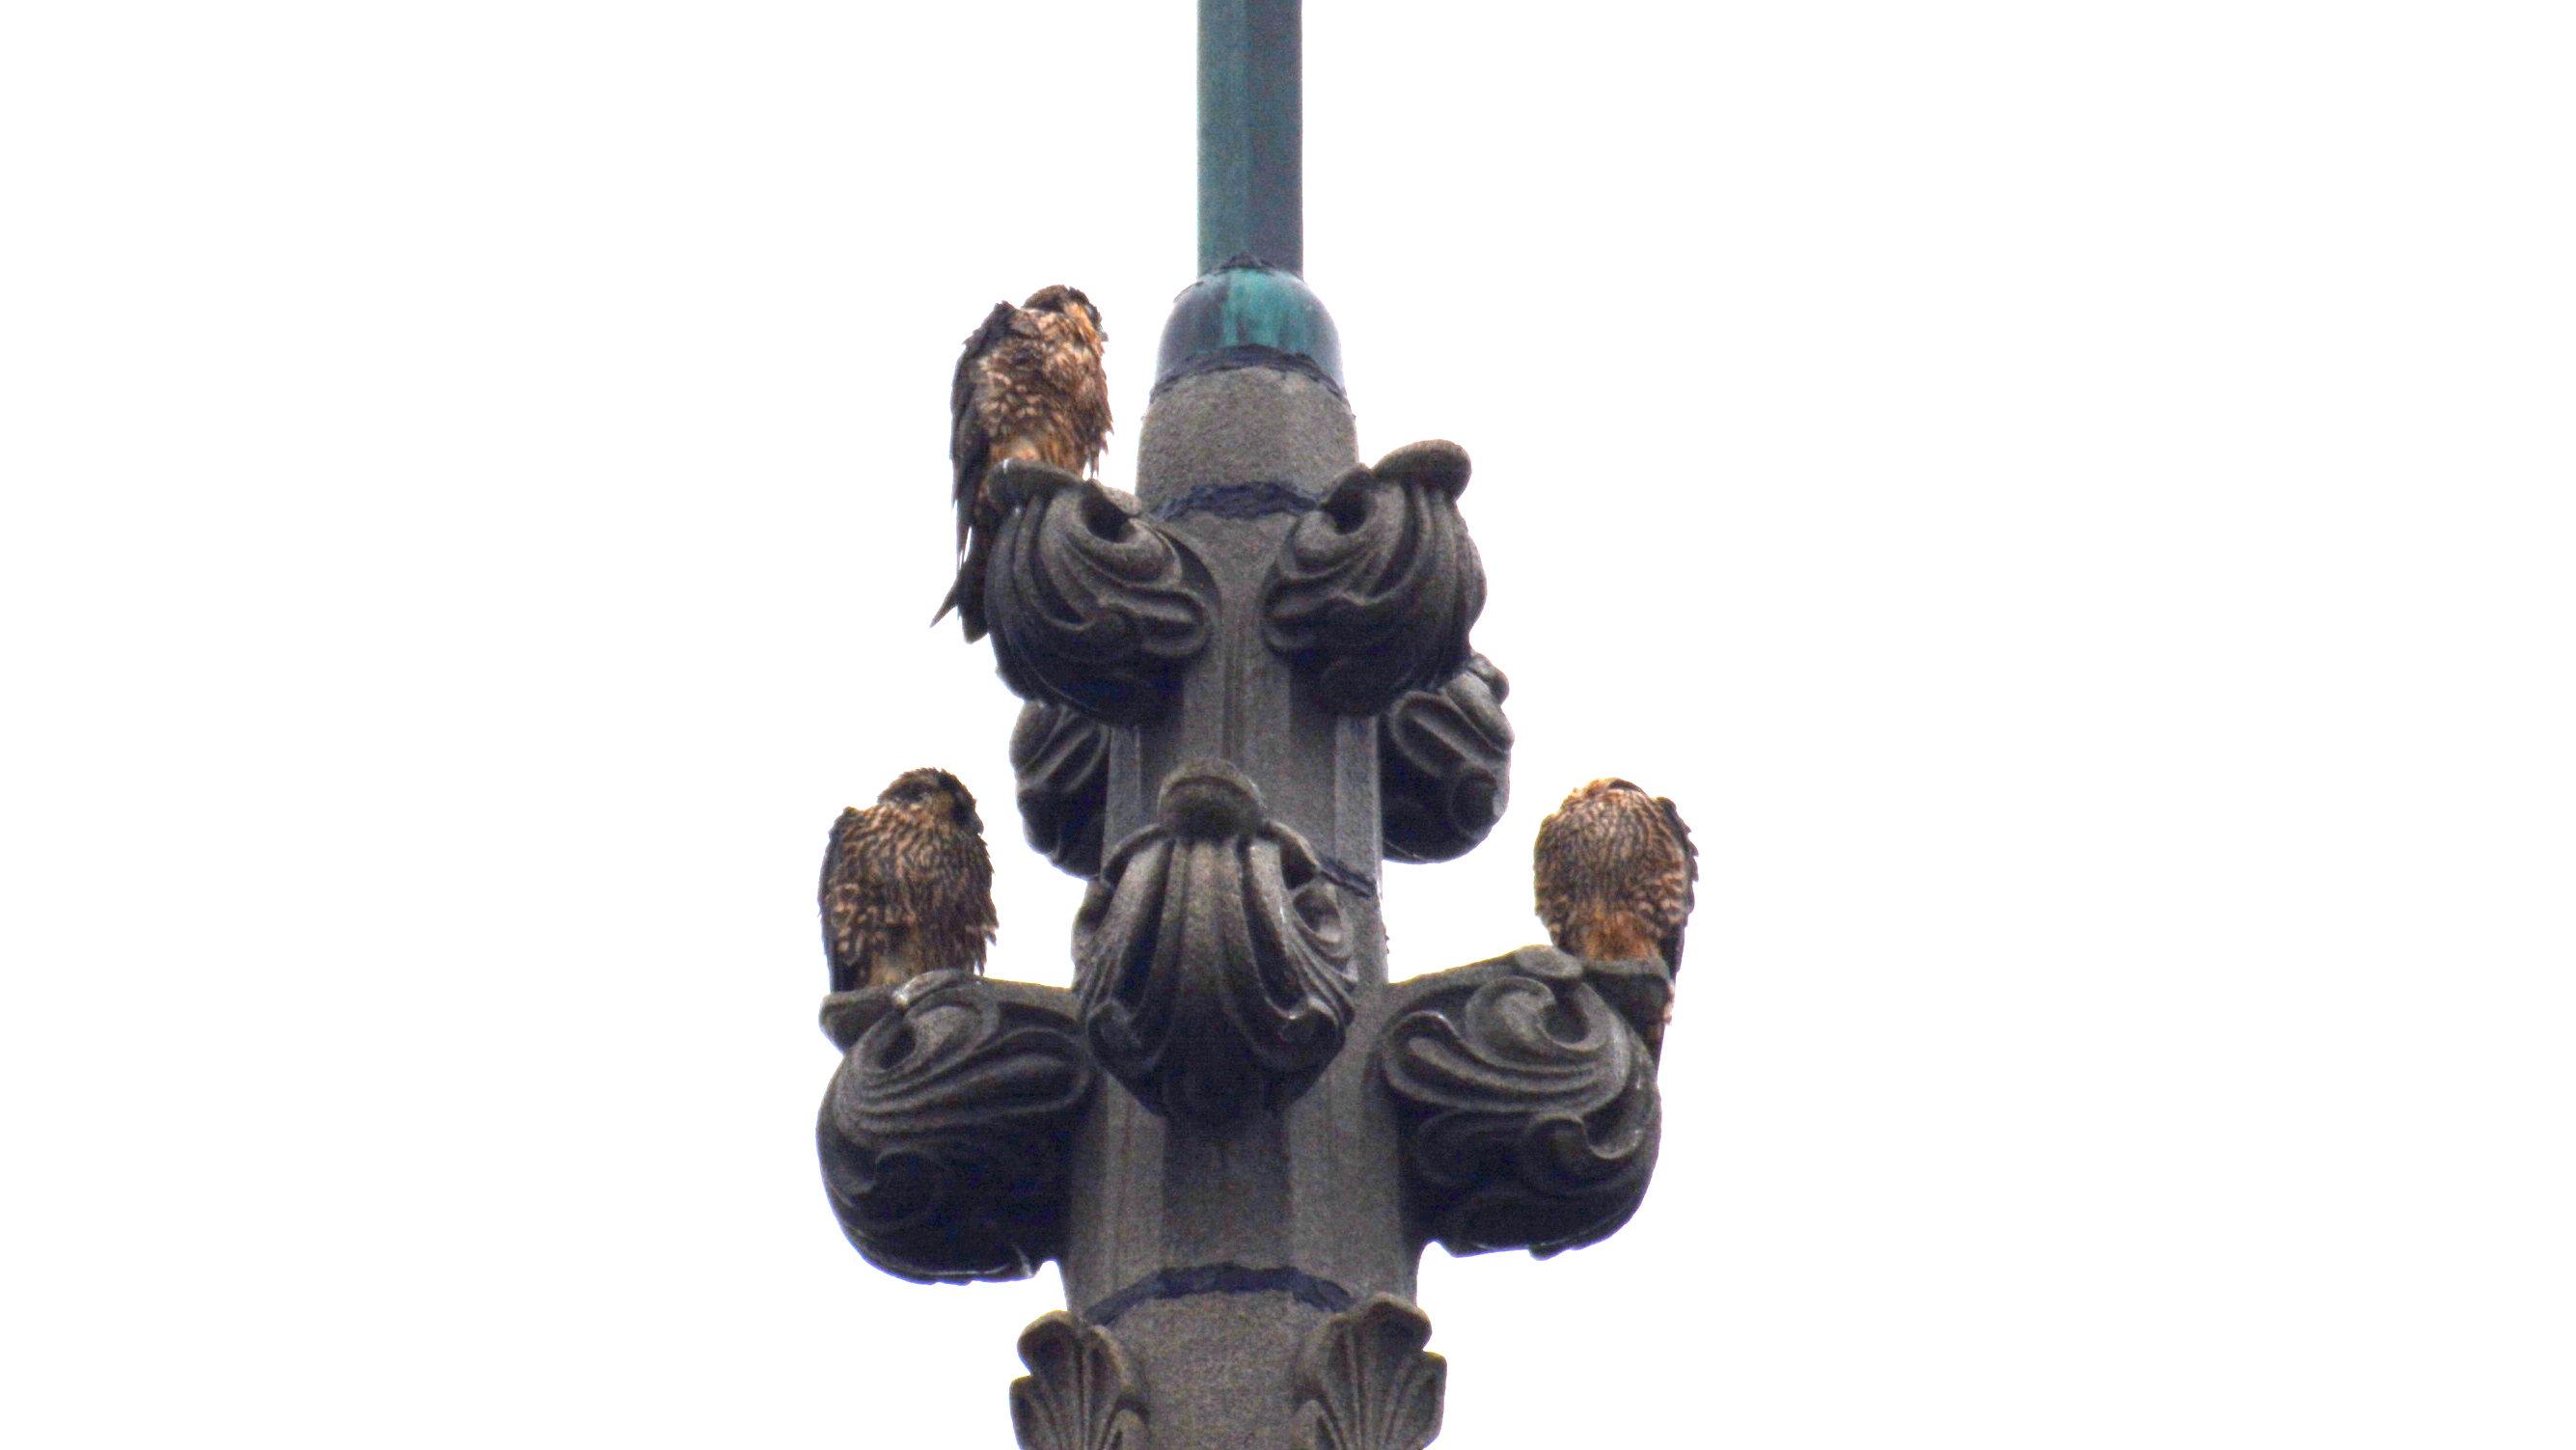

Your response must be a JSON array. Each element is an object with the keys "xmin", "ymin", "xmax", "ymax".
[
  {"xmin": 816, "ymin": 972, "xmax": 1096, "ymax": 1282},
  {"xmin": 1380, "ymin": 653, "xmax": 1514, "ymax": 864},
  {"xmin": 983, "ymin": 459, "xmax": 1218, "ymax": 725},
  {"xmin": 1378, "ymin": 946, "xmax": 1663, "ymax": 1258},
  {"xmin": 1073, "ymin": 760, "xmax": 1359, "ymax": 1122},
  {"xmin": 1009, "ymin": 1312, "xmax": 1148, "ymax": 1450},
  {"xmin": 813, "ymin": 306, "xmax": 1678, "ymax": 1435},
  {"xmin": 1263, "ymin": 442, "xmax": 1487, "ymax": 717},
  {"xmin": 1292, "ymin": 1294, "xmax": 1447, "ymax": 1450}
]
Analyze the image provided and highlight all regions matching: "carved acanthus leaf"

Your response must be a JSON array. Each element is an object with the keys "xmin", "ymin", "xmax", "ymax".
[
  {"xmin": 816, "ymin": 972, "xmax": 1095, "ymax": 1283},
  {"xmin": 1380, "ymin": 653, "xmax": 1514, "ymax": 864},
  {"xmin": 1378, "ymin": 946, "xmax": 1662, "ymax": 1258},
  {"xmin": 1293, "ymin": 1295, "xmax": 1446, "ymax": 1450},
  {"xmin": 984, "ymin": 459, "xmax": 1216, "ymax": 725},
  {"xmin": 1263, "ymin": 441, "xmax": 1486, "ymax": 717},
  {"xmin": 1074, "ymin": 759, "xmax": 1357, "ymax": 1122},
  {"xmin": 1010, "ymin": 1312, "xmax": 1147, "ymax": 1450}
]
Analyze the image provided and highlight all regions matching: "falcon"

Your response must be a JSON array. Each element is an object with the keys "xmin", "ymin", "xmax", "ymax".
[
  {"xmin": 936, "ymin": 285, "xmax": 1111, "ymax": 641},
  {"xmin": 1533, "ymin": 778, "xmax": 1698, "ymax": 975},
  {"xmin": 819, "ymin": 768, "xmax": 999, "ymax": 994}
]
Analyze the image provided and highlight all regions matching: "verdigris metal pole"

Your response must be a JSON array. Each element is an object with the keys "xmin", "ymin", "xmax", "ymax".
[
  {"xmin": 1199, "ymin": 0, "xmax": 1302, "ymax": 274},
  {"xmin": 814, "ymin": 9, "xmax": 1672, "ymax": 1447}
]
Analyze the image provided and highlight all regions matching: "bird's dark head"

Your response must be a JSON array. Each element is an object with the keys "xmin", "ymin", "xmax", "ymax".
[
  {"xmin": 879, "ymin": 767, "xmax": 985, "ymax": 835},
  {"xmin": 1566, "ymin": 778, "xmax": 1646, "ymax": 807},
  {"xmin": 1023, "ymin": 284, "xmax": 1105, "ymax": 342}
]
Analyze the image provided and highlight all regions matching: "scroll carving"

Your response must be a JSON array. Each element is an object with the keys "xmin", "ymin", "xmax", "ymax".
[
  {"xmin": 1378, "ymin": 946, "xmax": 1663, "ymax": 1258},
  {"xmin": 1293, "ymin": 1295, "xmax": 1447, "ymax": 1450},
  {"xmin": 1010, "ymin": 699, "xmax": 1111, "ymax": 878},
  {"xmin": 1010, "ymin": 1312, "xmax": 1147, "ymax": 1450},
  {"xmin": 816, "ymin": 971, "xmax": 1095, "ymax": 1283},
  {"xmin": 1073, "ymin": 759, "xmax": 1358, "ymax": 1122},
  {"xmin": 1263, "ymin": 440, "xmax": 1487, "ymax": 717},
  {"xmin": 984, "ymin": 459, "xmax": 1217, "ymax": 725},
  {"xmin": 1380, "ymin": 653, "xmax": 1514, "ymax": 864}
]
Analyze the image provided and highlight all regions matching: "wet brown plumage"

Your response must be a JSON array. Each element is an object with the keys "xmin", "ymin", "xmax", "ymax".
[
  {"xmin": 938, "ymin": 285, "xmax": 1111, "ymax": 641},
  {"xmin": 819, "ymin": 768, "xmax": 998, "ymax": 994},
  {"xmin": 1533, "ymin": 778, "xmax": 1698, "ymax": 974}
]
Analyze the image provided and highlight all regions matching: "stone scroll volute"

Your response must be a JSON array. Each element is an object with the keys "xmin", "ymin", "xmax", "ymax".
[
  {"xmin": 1010, "ymin": 699, "xmax": 1111, "ymax": 878},
  {"xmin": 1262, "ymin": 441, "xmax": 1487, "ymax": 718},
  {"xmin": 815, "ymin": 972, "xmax": 1096, "ymax": 1283},
  {"xmin": 1377, "ymin": 946, "xmax": 1667, "ymax": 1258},
  {"xmin": 1379, "ymin": 652, "xmax": 1514, "ymax": 864},
  {"xmin": 982, "ymin": 459, "xmax": 1218, "ymax": 725}
]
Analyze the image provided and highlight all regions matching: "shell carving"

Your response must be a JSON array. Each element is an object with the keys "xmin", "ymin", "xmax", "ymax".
[
  {"xmin": 1009, "ymin": 1312, "xmax": 1148, "ymax": 1450},
  {"xmin": 1074, "ymin": 759, "xmax": 1357, "ymax": 1122},
  {"xmin": 1292, "ymin": 1295, "xmax": 1447, "ymax": 1450}
]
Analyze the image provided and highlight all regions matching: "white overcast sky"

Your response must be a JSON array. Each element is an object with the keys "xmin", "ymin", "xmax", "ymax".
[{"xmin": 5, "ymin": 3, "xmax": 2570, "ymax": 1446}]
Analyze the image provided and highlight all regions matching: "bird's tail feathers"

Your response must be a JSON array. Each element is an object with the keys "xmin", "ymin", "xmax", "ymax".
[{"xmin": 934, "ymin": 530, "xmax": 995, "ymax": 642}]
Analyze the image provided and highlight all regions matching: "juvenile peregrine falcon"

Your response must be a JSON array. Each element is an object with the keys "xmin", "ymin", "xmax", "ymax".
[
  {"xmin": 1533, "ymin": 778, "xmax": 1698, "ymax": 974},
  {"xmin": 937, "ymin": 286, "xmax": 1110, "ymax": 641},
  {"xmin": 819, "ymin": 768, "xmax": 998, "ymax": 994}
]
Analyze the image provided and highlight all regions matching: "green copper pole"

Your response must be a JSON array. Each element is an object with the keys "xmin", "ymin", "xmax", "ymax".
[{"xmin": 1198, "ymin": 0, "xmax": 1302, "ymax": 275}]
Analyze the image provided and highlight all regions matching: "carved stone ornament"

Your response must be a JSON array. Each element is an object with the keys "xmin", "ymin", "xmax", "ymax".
[
  {"xmin": 816, "ymin": 971, "xmax": 1096, "ymax": 1283},
  {"xmin": 1262, "ymin": 440, "xmax": 1488, "ymax": 717},
  {"xmin": 1292, "ymin": 1294, "xmax": 1446, "ymax": 1450},
  {"xmin": 1011, "ymin": 699, "xmax": 1112, "ymax": 878},
  {"xmin": 983, "ymin": 458, "xmax": 1218, "ymax": 725},
  {"xmin": 1379, "ymin": 653, "xmax": 1514, "ymax": 864},
  {"xmin": 1074, "ymin": 758, "xmax": 1358, "ymax": 1123},
  {"xmin": 1378, "ymin": 945, "xmax": 1665, "ymax": 1258},
  {"xmin": 1009, "ymin": 1312, "xmax": 1148, "ymax": 1450}
]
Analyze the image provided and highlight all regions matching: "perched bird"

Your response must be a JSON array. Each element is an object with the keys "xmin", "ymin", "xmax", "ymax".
[
  {"xmin": 819, "ymin": 768, "xmax": 999, "ymax": 994},
  {"xmin": 1533, "ymin": 778, "xmax": 1698, "ymax": 975},
  {"xmin": 938, "ymin": 286, "xmax": 1111, "ymax": 641}
]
